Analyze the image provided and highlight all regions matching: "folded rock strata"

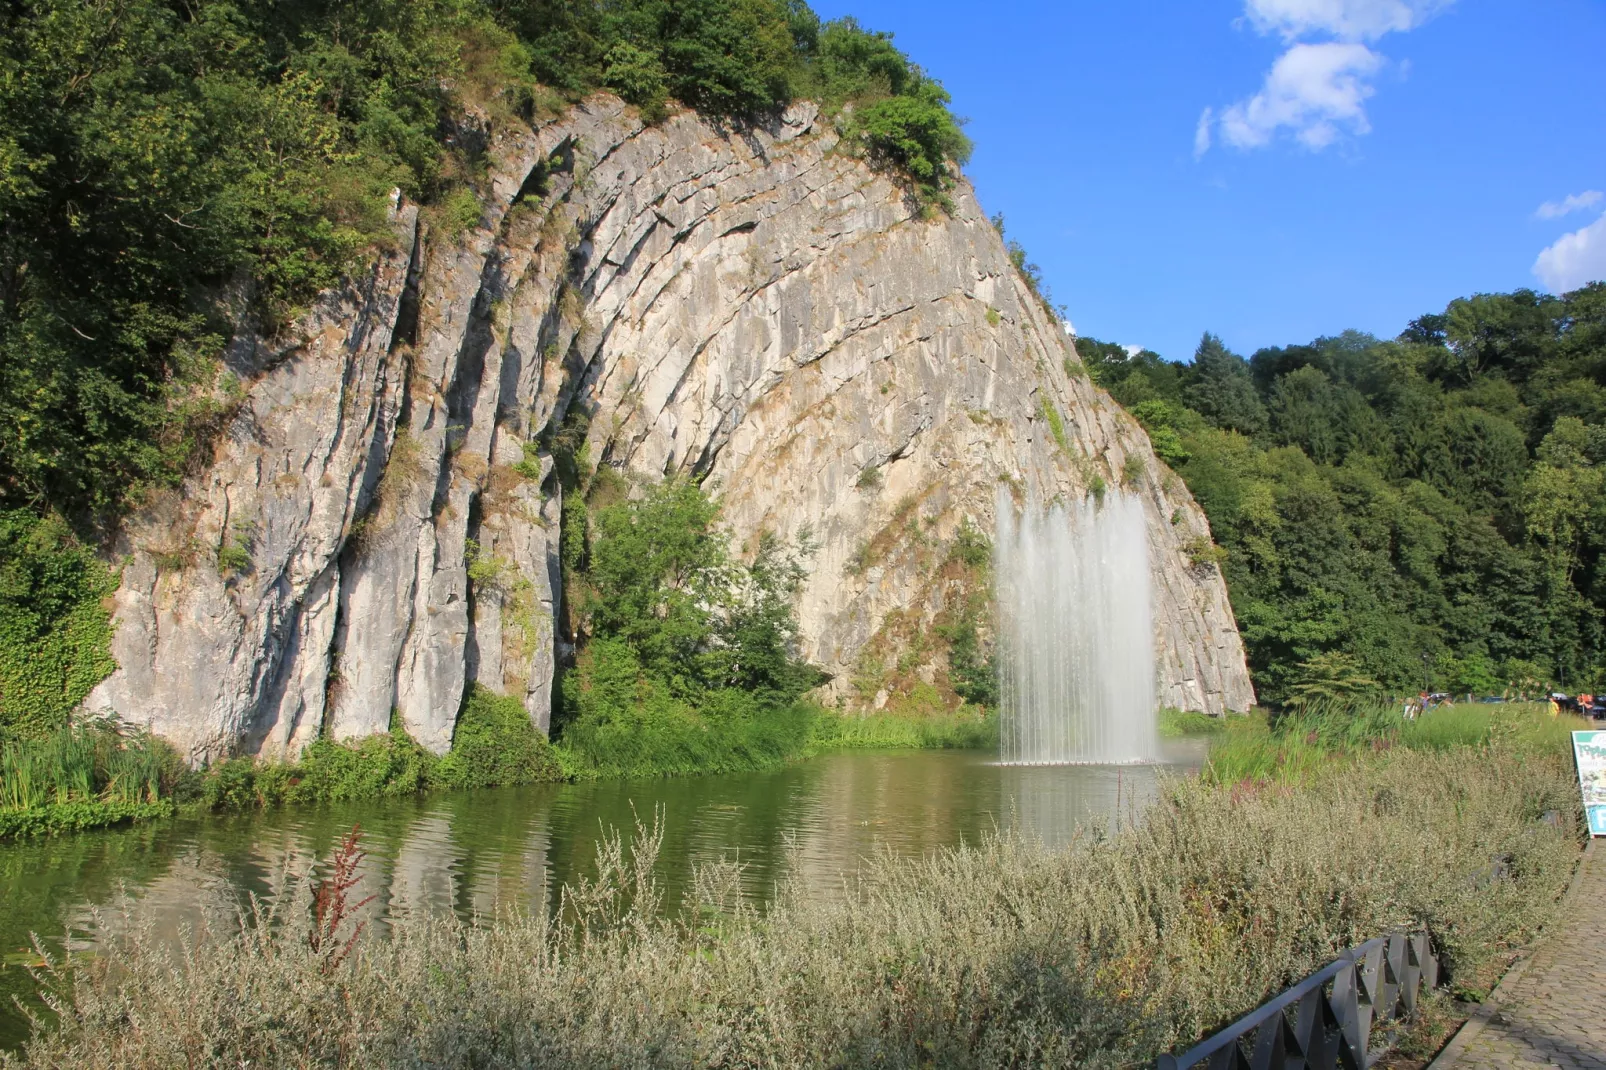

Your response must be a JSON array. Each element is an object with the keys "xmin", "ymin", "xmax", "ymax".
[{"xmin": 84, "ymin": 96, "xmax": 1254, "ymax": 762}]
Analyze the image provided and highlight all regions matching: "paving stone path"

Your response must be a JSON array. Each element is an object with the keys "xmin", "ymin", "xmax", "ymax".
[{"xmin": 1440, "ymin": 841, "xmax": 1606, "ymax": 1069}]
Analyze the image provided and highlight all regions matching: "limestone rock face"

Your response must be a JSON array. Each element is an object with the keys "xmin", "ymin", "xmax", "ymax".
[{"xmin": 84, "ymin": 96, "xmax": 1253, "ymax": 763}]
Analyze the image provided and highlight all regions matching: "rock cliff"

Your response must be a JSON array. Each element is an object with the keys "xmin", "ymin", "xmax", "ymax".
[{"xmin": 84, "ymin": 96, "xmax": 1254, "ymax": 762}]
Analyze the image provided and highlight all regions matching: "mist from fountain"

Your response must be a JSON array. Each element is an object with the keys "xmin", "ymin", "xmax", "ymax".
[{"xmin": 995, "ymin": 486, "xmax": 1157, "ymax": 765}]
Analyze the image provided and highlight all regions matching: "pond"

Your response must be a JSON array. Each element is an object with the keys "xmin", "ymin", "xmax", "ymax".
[{"xmin": 0, "ymin": 740, "xmax": 1206, "ymax": 1048}]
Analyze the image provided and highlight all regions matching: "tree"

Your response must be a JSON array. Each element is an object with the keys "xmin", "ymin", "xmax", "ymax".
[
  {"xmin": 1186, "ymin": 333, "xmax": 1267, "ymax": 435},
  {"xmin": 1283, "ymin": 652, "xmax": 1379, "ymax": 711}
]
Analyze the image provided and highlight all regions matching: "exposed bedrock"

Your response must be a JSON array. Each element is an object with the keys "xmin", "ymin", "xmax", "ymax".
[{"xmin": 84, "ymin": 96, "xmax": 1254, "ymax": 763}]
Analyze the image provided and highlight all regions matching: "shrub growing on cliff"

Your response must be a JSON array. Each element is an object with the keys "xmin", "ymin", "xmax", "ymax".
[
  {"xmin": 557, "ymin": 479, "xmax": 821, "ymax": 776},
  {"xmin": 842, "ymin": 79, "xmax": 971, "ymax": 205},
  {"xmin": 0, "ymin": 513, "xmax": 117, "ymax": 736},
  {"xmin": 435, "ymin": 688, "xmax": 563, "ymax": 789}
]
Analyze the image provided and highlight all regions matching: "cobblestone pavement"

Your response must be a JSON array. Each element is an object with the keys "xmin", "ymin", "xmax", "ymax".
[{"xmin": 1445, "ymin": 841, "xmax": 1606, "ymax": 1069}]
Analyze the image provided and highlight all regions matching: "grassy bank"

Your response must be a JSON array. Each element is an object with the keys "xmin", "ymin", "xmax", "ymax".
[
  {"xmin": 4, "ymin": 710, "xmax": 1583, "ymax": 1068},
  {"xmin": 0, "ymin": 690, "xmax": 564, "ymax": 838},
  {"xmin": 1203, "ymin": 700, "xmax": 1582, "ymax": 785},
  {"xmin": 0, "ymin": 722, "xmax": 176, "ymax": 838},
  {"xmin": 1, "ymin": 698, "xmax": 998, "ymax": 839},
  {"xmin": 808, "ymin": 705, "xmax": 998, "ymax": 752},
  {"xmin": 1158, "ymin": 707, "xmax": 1230, "ymax": 737}
]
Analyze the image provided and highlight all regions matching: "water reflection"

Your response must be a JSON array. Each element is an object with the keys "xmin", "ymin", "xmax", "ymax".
[{"xmin": 0, "ymin": 741, "xmax": 1205, "ymax": 1046}]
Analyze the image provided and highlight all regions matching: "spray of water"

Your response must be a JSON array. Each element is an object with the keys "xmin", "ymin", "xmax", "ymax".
[{"xmin": 995, "ymin": 486, "xmax": 1157, "ymax": 765}]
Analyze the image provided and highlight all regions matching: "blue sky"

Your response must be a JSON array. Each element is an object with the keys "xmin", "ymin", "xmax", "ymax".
[{"xmin": 810, "ymin": 0, "xmax": 1606, "ymax": 363}]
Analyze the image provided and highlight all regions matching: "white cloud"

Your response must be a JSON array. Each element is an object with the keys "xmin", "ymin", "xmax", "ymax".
[
  {"xmin": 1534, "ymin": 213, "xmax": 1606, "ymax": 293},
  {"xmin": 1196, "ymin": 0, "xmax": 1451, "ymax": 157},
  {"xmin": 1194, "ymin": 108, "xmax": 1214, "ymax": 158},
  {"xmin": 1123, "ymin": 344, "xmax": 1144, "ymax": 358},
  {"xmin": 1244, "ymin": 0, "xmax": 1454, "ymax": 42},
  {"xmin": 1215, "ymin": 42, "xmax": 1383, "ymax": 151},
  {"xmin": 1536, "ymin": 190, "xmax": 1603, "ymax": 220}
]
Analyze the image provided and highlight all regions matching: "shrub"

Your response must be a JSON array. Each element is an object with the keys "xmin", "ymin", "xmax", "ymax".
[
  {"xmin": 556, "ymin": 640, "xmax": 816, "ymax": 779},
  {"xmin": 437, "ymin": 186, "xmax": 483, "ymax": 239},
  {"xmin": 1181, "ymin": 534, "xmax": 1227, "ymax": 572},
  {"xmin": 844, "ymin": 80, "xmax": 971, "ymax": 205},
  {"xmin": 289, "ymin": 730, "xmax": 438, "ymax": 803},
  {"xmin": 602, "ymin": 41, "xmax": 670, "ymax": 120},
  {"xmin": 1158, "ymin": 707, "xmax": 1226, "ymax": 736},
  {"xmin": 188, "ymin": 696, "xmax": 565, "ymax": 817},
  {"xmin": 947, "ymin": 521, "xmax": 991, "ymax": 570},
  {"xmin": 0, "ymin": 512, "xmax": 117, "ymax": 736},
  {"xmin": 1037, "ymin": 394, "xmax": 1069, "ymax": 453},
  {"xmin": 435, "ymin": 688, "xmax": 562, "ymax": 789}
]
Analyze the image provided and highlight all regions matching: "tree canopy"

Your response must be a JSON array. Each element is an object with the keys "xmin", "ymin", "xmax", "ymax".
[{"xmin": 1083, "ymin": 284, "xmax": 1606, "ymax": 703}]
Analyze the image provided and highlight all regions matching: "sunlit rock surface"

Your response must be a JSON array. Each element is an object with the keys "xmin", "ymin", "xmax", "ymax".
[{"xmin": 84, "ymin": 96, "xmax": 1254, "ymax": 762}]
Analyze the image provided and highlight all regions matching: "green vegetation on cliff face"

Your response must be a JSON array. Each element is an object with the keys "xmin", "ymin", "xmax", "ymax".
[
  {"xmin": 0, "ymin": 0, "xmax": 967, "ymax": 736},
  {"xmin": 553, "ymin": 475, "xmax": 827, "ymax": 778},
  {"xmin": 1084, "ymin": 284, "xmax": 1606, "ymax": 703}
]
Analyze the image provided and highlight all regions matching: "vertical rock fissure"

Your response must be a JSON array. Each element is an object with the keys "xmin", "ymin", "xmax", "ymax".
[{"xmin": 462, "ymin": 490, "xmax": 484, "ymax": 703}]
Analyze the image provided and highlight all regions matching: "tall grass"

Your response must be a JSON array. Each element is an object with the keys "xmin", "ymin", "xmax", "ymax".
[
  {"xmin": 808, "ymin": 706, "xmax": 998, "ymax": 752},
  {"xmin": 1203, "ymin": 699, "xmax": 1585, "ymax": 785},
  {"xmin": 0, "ymin": 723, "xmax": 171, "ymax": 810},
  {"xmin": 7, "ymin": 733, "xmax": 1583, "ymax": 1068},
  {"xmin": 0, "ymin": 723, "xmax": 176, "ymax": 837},
  {"xmin": 556, "ymin": 701, "xmax": 819, "ymax": 779}
]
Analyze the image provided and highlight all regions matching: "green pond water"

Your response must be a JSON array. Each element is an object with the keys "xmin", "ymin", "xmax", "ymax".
[{"xmin": 0, "ymin": 741, "xmax": 1206, "ymax": 1048}]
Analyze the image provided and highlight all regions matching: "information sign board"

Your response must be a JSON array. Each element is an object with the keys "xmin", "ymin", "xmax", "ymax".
[{"xmin": 1575, "ymin": 730, "xmax": 1606, "ymax": 837}]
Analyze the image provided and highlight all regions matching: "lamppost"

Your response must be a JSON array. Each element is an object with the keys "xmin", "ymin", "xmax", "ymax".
[{"xmin": 1420, "ymin": 652, "xmax": 1430, "ymax": 695}]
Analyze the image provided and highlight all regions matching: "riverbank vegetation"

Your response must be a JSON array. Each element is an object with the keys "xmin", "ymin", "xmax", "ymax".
[
  {"xmin": 0, "ymin": 0, "xmax": 969, "ymax": 743},
  {"xmin": 1202, "ymin": 699, "xmax": 1582, "ymax": 786},
  {"xmin": 1081, "ymin": 283, "xmax": 1606, "ymax": 704},
  {"xmin": 5, "ymin": 710, "xmax": 1581, "ymax": 1067},
  {"xmin": 1157, "ymin": 707, "xmax": 1228, "ymax": 737},
  {"xmin": 0, "ymin": 697, "xmax": 994, "ymax": 840},
  {"xmin": 0, "ymin": 689, "xmax": 564, "ymax": 838},
  {"xmin": 0, "ymin": 721, "xmax": 172, "ymax": 839}
]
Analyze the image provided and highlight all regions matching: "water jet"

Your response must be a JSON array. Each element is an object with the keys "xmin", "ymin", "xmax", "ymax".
[{"xmin": 995, "ymin": 486, "xmax": 1157, "ymax": 764}]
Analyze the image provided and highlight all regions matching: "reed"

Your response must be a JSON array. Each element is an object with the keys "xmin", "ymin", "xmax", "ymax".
[{"xmin": 0, "ymin": 723, "xmax": 173, "ymax": 812}]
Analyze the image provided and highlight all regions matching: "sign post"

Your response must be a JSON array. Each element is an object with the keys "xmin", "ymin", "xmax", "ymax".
[{"xmin": 1575, "ymin": 730, "xmax": 1606, "ymax": 837}]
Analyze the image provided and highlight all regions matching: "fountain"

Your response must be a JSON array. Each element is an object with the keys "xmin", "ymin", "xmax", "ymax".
[{"xmin": 995, "ymin": 486, "xmax": 1157, "ymax": 764}]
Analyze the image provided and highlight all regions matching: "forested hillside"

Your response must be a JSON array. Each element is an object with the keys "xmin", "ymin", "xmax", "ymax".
[
  {"xmin": 1083, "ymin": 284, "xmax": 1606, "ymax": 704},
  {"xmin": 0, "ymin": 0, "xmax": 967, "ymax": 732}
]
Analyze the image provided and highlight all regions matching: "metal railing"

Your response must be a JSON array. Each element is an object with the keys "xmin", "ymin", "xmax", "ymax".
[{"xmin": 1157, "ymin": 931, "xmax": 1439, "ymax": 1070}]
